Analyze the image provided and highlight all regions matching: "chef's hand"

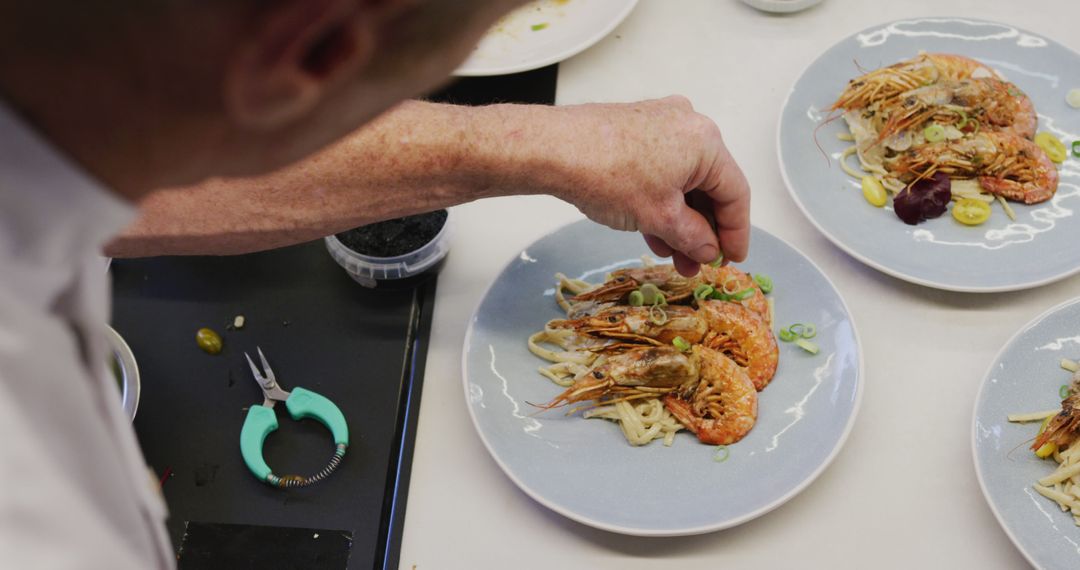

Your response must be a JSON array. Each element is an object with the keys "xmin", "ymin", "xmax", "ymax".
[{"xmin": 547, "ymin": 96, "xmax": 750, "ymax": 276}]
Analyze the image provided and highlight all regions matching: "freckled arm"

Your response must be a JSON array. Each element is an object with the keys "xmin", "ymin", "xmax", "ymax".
[
  {"xmin": 105, "ymin": 100, "xmax": 558, "ymax": 257},
  {"xmin": 105, "ymin": 97, "xmax": 751, "ymax": 270}
]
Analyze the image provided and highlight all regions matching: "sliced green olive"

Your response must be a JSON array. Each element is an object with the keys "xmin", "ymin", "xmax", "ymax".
[
  {"xmin": 860, "ymin": 176, "xmax": 888, "ymax": 208},
  {"xmin": 196, "ymin": 327, "xmax": 223, "ymax": 355}
]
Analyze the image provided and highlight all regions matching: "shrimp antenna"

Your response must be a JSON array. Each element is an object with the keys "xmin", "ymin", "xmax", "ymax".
[
  {"xmin": 812, "ymin": 112, "xmax": 842, "ymax": 166},
  {"xmin": 1004, "ymin": 436, "xmax": 1040, "ymax": 461},
  {"xmin": 853, "ymin": 57, "xmax": 872, "ymax": 75}
]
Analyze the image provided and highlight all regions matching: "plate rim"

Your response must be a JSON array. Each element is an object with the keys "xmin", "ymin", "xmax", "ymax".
[
  {"xmin": 453, "ymin": 0, "xmax": 639, "ymax": 77},
  {"xmin": 460, "ymin": 220, "xmax": 866, "ymax": 536},
  {"xmin": 776, "ymin": 16, "xmax": 1080, "ymax": 293},
  {"xmin": 970, "ymin": 295, "xmax": 1080, "ymax": 570}
]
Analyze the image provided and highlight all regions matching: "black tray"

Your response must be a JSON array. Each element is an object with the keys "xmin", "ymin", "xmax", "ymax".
[{"xmin": 112, "ymin": 241, "xmax": 435, "ymax": 570}]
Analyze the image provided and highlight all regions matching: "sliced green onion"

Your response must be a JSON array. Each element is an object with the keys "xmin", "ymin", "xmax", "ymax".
[
  {"xmin": 708, "ymin": 290, "xmax": 731, "ymax": 301},
  {"xmin": 1062, "ymin": 358, "xmax": 1080, "ymax": 373},
  {"xmin": 1073, "ymin": 140, "xmax": 1080, "ymax": 158},
  {"xmin": 693, "ymin": 284, "xmax": 714, "ymax": 301},
  {"xmin": 721, "ymin": 276, "xmax": 740, "ymax": 295},
  {"xmin": 787, "ymin": 323, "xmax": 805, "ymax": 337},
  {"xmin": 956, "ymin": 109, "xmax": 970, "ymax": 129},
  {"xmin": 923, "ymin": 124, "xmax": 946, "ymax": 143},
  {"xmin": 801, "ymin": 324, "xmax": 817, "ymax": 339},
  {"xmin": 732, "ymin": 287, "xmax": 756, "ymax": 301},
  {"xmin": 628, "ymin": 290, "xmax": 644, "ymax": 307},
  {"xmin": 713, "ymin": 445, "xmax": 730, "ymax": 463},
  {"xmin": 1068, "ymin": 88, "xmax": 1080, "ymax": 109},
  {"xmin": 778, "ymin": 329, "xmax": 796, "ymax": 342},
  {"xmin": 639, "ymin": 283, "xmax": 662, "ymax": 304},
  {"xmin": 1061, "ymin": 384, "xmax": 1072, "ymax": 399},
  {"xmin": 753, "ymin": 274, "xmax": 773, "ymax": 294},
  {"xmin": 794, "ymin": 338, "xmax": 819, "ymax": 355},
  {"xmin": 530, "ymin": 22, "xmax": 548, "ymax": 31},
  {"xmin": 649, "ymin": 303, "xmax": 668, "ymax": 325},
  {"xmin": 672, "ymin": 336, "xmax": 691, "ymax": 352},
  {"xmin": 709, "ymin": 254, "xmax": 724, "ymax": 268}
]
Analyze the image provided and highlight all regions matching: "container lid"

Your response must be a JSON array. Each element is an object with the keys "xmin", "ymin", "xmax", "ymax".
[{"xmin": 326, "ymin": 210, "xmax": 453, "ymax": 288}]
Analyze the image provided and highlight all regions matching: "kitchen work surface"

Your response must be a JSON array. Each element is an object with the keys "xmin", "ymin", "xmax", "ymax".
[{"xmin": 400, "ymin": 1, "xmax": 1080, "ymax": 569}]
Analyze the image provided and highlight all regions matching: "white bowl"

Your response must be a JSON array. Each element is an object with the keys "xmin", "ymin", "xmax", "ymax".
[{"xmin": 105, "ymin": 325, "xmax": 140, "ymax": 421}]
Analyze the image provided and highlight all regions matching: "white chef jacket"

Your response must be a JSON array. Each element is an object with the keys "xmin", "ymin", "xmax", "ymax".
[{"xmin": 0, "ymin": 101, "xmax": 174, "ymax": 568}]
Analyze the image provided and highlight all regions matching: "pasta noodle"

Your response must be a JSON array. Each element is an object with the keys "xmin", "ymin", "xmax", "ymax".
[
  {"xmin": 583, "ymin": 399, "xmax": 684, "ymax": 446},
  {"xmin": 1006, "ymin": 410, "xmax": 1057, "ymax": 423}
]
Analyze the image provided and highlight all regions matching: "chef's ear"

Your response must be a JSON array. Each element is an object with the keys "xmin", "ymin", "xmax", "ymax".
[{"xmin": 223, "ymin": 0, "xmax": 382, "ymax": 129}]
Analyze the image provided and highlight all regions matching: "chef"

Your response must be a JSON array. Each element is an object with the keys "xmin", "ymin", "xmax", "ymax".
[{"xmin": 0, "ymin": 0, "xmax": 750, "ymax": 566}]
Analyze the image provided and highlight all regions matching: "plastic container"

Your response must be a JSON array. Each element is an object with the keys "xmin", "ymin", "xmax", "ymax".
[{"xmin": 325, "ymin": 210, "xmax": 453, "ymax": 288}]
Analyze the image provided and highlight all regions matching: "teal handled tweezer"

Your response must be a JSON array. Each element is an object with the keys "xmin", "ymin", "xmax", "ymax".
[{"xmin": 239, "ymin": 347, "xmax": 349, "ymax": 488}]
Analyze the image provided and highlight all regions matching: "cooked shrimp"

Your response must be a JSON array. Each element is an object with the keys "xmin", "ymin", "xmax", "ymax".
[
  {"xmin": 570, "ymin": 265, "xmax": 700, "ymax": 305},
  {"xmin": 700, "ymin": 265, "xmax": 770, "ymax": 324},
  {"xmin": 874, "ymin": 78, "xmax": 1037, "ymax": 143},
  {"xmin": 572, "ymin": 264, "xmax": 769, "ymax": 319},
  {"xmin": 1033, "ymin": 393, "xmax": 1080, "ymax": 451},
  {"xmin": 885, "ymin": 131, "xmax": 1059, "ymax": 204},
  {"xmin": 830, "ymin": 53, "xmax": 993, "ymax": 112},
  {"xmin": 548, "ymin": 305, "xmax": 708, "ymax": 346},
  {"xmin": 957, "ymin": 79, "xmax": 1037, "ymax": 139},
  {"xmin": 698, "ymin": 300, "xmax": 779, "ymax": 391},
  {"xmin": 537, "ymin": 346, "xmax": 699, "ymax": 409},
  {"xmin": 663, "ymin": 346, "xmax": 757, "ymax": 445}
]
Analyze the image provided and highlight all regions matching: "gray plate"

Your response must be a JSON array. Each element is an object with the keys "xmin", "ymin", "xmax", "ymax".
[
  {"xmin": 974, "ymin": 298, "xmax": 1080, "ymax": 569},
  {"xmin": 462, "ymin": 221, "xmax": 862, "ymax": 535},
  {"xmin": 779, "ymin": 17, "xmax": 1080, "ymax": 292}
]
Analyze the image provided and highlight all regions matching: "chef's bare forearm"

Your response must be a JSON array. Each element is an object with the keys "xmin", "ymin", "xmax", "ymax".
[
  {"xmin": 106, "ymin": 97, "xmax": 750, "ymax": 272},
  {"xmin": 105, "ymin": 100, "xmax": 558, "ymax": 257}
]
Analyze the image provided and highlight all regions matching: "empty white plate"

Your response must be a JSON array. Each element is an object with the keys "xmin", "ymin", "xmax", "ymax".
[{"xmin": 455, "ymin": 0, "xmax": 638, "ymax": 76}]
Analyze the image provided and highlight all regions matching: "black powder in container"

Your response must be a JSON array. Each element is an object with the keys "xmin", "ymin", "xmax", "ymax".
[{"xmin": 335, "ymin": 210, "xmax": 448, "ymax": 257}]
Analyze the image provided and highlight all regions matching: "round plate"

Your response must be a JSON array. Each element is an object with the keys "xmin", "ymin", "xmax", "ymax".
[
  {"xmin": 779, "ymin": 18, "xmax": 1080, "ymax": 292},
  {"xmin": 455, "ymin": 0, "xmax": 638, "ymax": 77},
  {"xmin": 462, "ymin": 221, "xmax": 862, "ymax": 535},
  {"xmin": 974, "ymin": 297, "xmax": 1080, "ymax": 569}
]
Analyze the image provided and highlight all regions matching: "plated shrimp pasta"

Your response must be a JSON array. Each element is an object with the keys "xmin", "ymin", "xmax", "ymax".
[
  {"xmin": 828, "ymin": 52, "xmax": 1064, "ymax": 226},
  {"xmin": 1008, "ymin": 360, "xmax": 1080, "ymax": 524},
  {"xmin": 527, "ymin": 260, "xmax": 800, "ymax": 449}
]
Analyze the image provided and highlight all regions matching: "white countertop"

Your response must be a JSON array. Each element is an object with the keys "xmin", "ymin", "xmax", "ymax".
[{"xmin": 399, "ymin": 1, "xmax": 1080, "ymax": 568}]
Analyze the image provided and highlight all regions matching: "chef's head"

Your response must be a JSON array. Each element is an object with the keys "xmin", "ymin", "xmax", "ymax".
[{"xmin": 0, "ymin": 0, "xmax": 524, "ymax": 193}]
